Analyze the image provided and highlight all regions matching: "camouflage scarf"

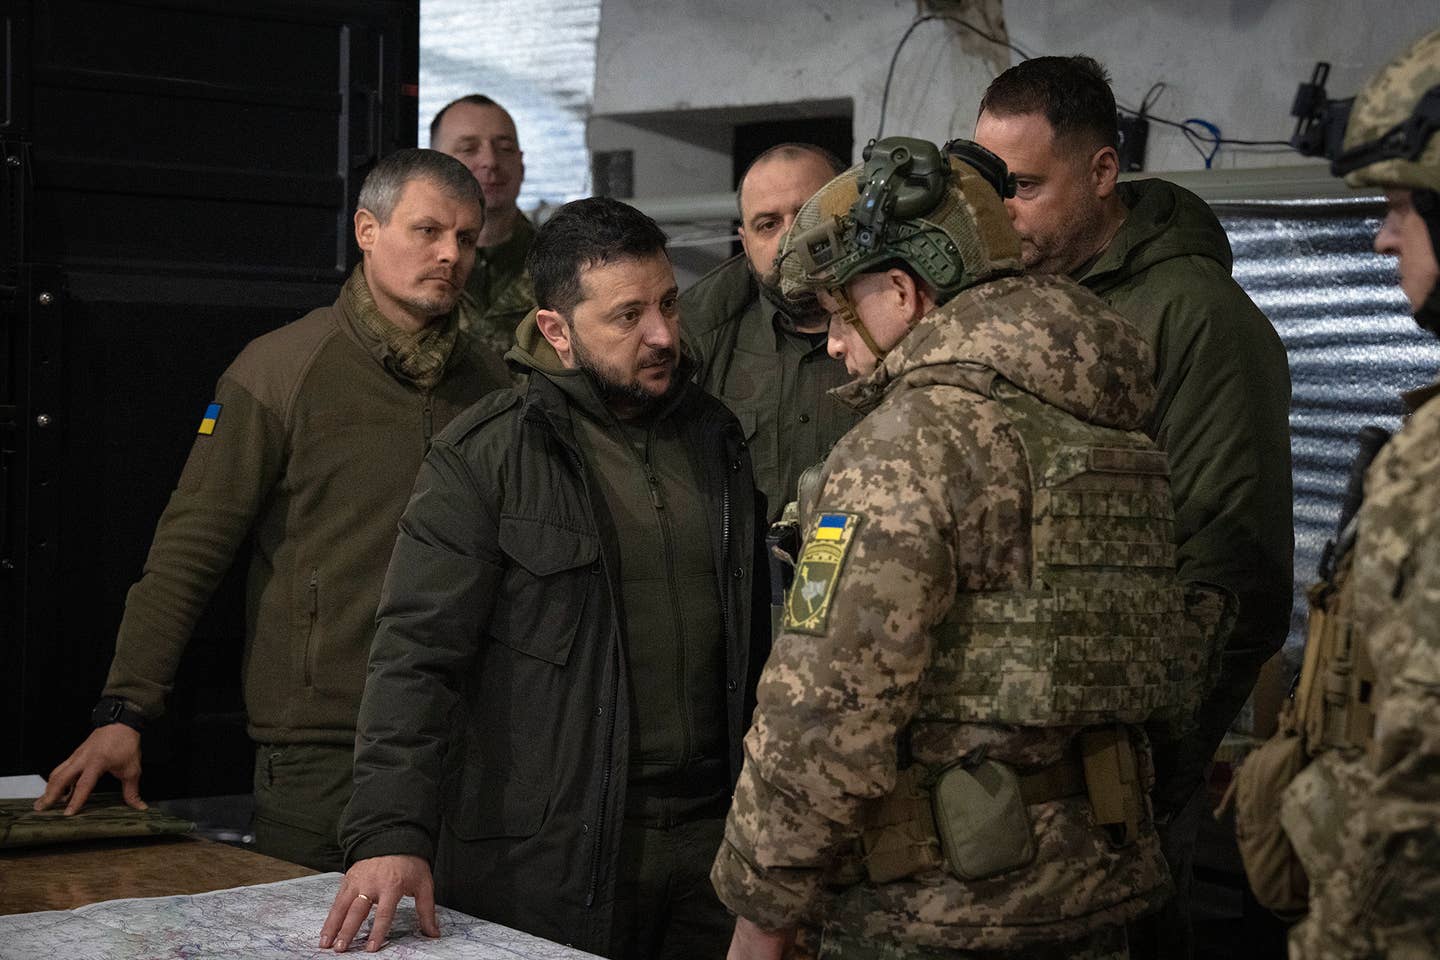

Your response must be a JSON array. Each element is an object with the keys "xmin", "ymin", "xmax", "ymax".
[{"xmin": 344, "ymin": 266, "xmax": 460, "ymax": 390}]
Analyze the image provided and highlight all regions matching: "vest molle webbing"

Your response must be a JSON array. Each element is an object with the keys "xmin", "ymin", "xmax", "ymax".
[{"xmin": 919, "ymin": 381, "xmax": 1197, "ymax": 728}]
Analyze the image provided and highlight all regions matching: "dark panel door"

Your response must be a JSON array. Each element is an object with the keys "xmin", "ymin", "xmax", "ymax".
[{"xmin": 1, "ymin": 0, "xmax": 419, "ymax": 796}]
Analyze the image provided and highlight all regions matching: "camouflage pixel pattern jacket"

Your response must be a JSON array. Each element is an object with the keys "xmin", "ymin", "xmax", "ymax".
[
  {"xmin": 1289, "ymin": 380, "xmax": 1440, "ymax": 958},
  {"xmin": 712, "ymin": 273, "xmax": 1175, "ymax": 951}
]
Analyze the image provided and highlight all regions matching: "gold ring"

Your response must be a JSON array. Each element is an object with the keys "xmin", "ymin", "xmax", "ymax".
[{"xmin": 355, "ymin": 893, "xmax": 371, "ymax": 904}]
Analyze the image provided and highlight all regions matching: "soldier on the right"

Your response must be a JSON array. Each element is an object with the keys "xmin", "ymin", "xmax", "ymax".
[{"xmin": 1265, "ymin": 27, "xmax": 1440, "ymax": 959}]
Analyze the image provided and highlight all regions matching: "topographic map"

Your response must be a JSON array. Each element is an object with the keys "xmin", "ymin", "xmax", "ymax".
[{"xmin": 0, "ymin": 874, "xmax": 602, "ymax": 960}]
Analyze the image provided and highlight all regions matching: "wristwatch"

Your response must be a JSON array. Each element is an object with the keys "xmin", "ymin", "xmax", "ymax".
[{"xmin": 91, "ymin": 696, "xmax": 145, "ymax": 732}]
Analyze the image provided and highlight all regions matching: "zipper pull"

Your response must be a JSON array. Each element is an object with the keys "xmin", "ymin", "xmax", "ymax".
[{"xmin": 646, "ymin": 473, "xmax": 664, "ymax": 510}]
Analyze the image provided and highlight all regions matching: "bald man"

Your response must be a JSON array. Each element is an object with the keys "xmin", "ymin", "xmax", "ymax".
[{"xmin": 681, "ymin": 143, "xmax": 858, "ymax": 522}]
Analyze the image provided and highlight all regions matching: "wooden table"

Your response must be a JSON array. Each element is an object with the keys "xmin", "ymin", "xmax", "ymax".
[{"xmin": 0, "ymin": 834, "xmax": 317, "ymax": 915}]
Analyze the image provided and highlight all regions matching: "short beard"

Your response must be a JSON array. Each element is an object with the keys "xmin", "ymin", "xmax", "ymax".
[
  {"xmin": 570, "ymin": 325, "xmax": 679, "ymax": 415},
  {"xmin": 397, "ymin": 288, "xmax": 459, "ymax": 321},
  {"xmin": 1030, "ymin": 192, "xmax": 1112, "ymax": 276}
]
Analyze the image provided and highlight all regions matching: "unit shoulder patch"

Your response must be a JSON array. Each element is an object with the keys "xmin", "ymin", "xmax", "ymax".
[
  {"xmin": 784, "ymin": 512, "xmax": 862, "ymax": 635},
  {"xmin": 197, "ymin": 401, "xmax": 222, "ymax": 436}
]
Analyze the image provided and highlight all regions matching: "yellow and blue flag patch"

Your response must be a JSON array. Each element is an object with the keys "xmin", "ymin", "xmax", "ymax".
[
  {"xmin": 197, "ymin": 401, "xmax": 222, "ymax": 436},
  {"xmin": 784, "ymin": 512, "xmax": 861, "ymax": 635}
]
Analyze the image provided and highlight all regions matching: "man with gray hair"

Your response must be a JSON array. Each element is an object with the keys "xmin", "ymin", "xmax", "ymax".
[{"xmin": 34, "ymin": 148, "xmax": 510, "ymax": 871}]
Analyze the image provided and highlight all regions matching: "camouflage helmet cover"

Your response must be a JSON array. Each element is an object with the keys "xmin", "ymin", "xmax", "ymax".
[
  {"xmin": 777, "ymin": 136, "xmax": 1023, "ymax": 302},
  {"xmin": 1342, "ymin": 28, "xmax": 1440, "ymax": 192}
]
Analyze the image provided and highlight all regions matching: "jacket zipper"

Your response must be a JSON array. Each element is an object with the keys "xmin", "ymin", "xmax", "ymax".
[
  {"xmin": 587, "ymin": 659, "xmax": 618, "ymax": 908},
  {"xmin": 644, "ymin": 427, "xmax": 694, "ymax": 766},
  {"xmin": 569, "ymin": 446, "xmax": 619, "ymax": 910},
  {"xmin": 720, "ymin": 441, "xmax": 735, "ymax": 720},
  {"xmin": 303, "ymin": 568, "xmax": 319, "ymax": 686}
]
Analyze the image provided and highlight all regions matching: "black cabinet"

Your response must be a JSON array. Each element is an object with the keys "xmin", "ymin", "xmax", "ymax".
[{"xmin": 1, "ymin": 0, "xmax": 419, "ymax": 796}]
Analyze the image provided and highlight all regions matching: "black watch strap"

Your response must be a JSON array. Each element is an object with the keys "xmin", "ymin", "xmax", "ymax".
[{"xmin": 91, "ymin": 696, "xmax": 145, "ymax": 732}]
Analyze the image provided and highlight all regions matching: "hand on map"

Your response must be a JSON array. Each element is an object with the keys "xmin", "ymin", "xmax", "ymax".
[
  {"xmin": 33, "ymin": 724, "xmax": 144, "ymax": 816},
  {"xmin": 320, "ymin": 854, "xmax": 440, "ymax": 953}
]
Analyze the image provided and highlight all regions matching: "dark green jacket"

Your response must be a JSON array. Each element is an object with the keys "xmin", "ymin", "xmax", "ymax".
[
  {"xmin": 1079, "ymin": 178, "xmax": 1294, "ymax": 805},
  {"xmin": 681, "ymin": 255, "xmax": 859, "ymax": 522},
  {"xmin": 341, "ymin": 317, "xmax": 770, "ymax": 955},
  {"xmin": 458, "ymin": 215, "xmax": 536, "ymax": 358},
  {"xmin": 103, "ymin": 268, "xmax": 510, "ymax": 744}
]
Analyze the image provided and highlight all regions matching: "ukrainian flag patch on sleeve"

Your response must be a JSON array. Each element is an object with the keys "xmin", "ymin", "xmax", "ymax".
[
  {"xmin": 197, "ymin": 401, "xmax": 222, "ymax": 436},
  {"xmin": 784, "ymin": 512, "xmax": 861, "ymax": 635}
]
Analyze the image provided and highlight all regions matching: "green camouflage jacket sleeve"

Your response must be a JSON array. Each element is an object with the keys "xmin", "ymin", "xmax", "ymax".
[
  {"xmin": 1290, "ymin": 404, "xmax": 1440, "ymax": 958},
  {"xmin": 711, "ymin": 389, "xmax": 1019, "ymax": 929}
]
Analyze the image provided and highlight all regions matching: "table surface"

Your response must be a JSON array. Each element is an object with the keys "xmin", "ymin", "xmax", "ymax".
[{"xmin": 0, "ymin": 834, "xmax": 318, "ymax": 915}]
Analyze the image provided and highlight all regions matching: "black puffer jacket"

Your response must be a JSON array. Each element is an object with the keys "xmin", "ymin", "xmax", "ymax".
[{"xmin": 341, "ymin": 321, "xmax": 769, "ymax": 956}]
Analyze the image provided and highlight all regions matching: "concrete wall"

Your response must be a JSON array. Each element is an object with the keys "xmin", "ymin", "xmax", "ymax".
[
  {"xmin": 591, "ymin": 0, "xmax": 1435, "ymax": 180},
  {"xmin": 420, "ymin": 0, "xmax": 600, "ymax": 207}
]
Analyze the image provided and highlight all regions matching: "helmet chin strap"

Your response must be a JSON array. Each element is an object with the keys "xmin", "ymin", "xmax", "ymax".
[
  {"xmin": 1412, "ymin": 189, "xmax": 1440, "ymax": 337},
  {"xmin": 829, "ymin": 284, "xmax": 890, "ymax": 362}
]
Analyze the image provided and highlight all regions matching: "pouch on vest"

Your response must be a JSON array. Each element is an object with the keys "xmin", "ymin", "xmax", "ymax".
[
  {"xmin": 931, "ymin": 757, "xmax": 1036, "ymax": 881},
  {"xmin": 1228, "ymin": 573, "xmax": 1352, "ymax": 919},
  {"xmin": 1080, "ymin": 726, "xmax": 1144, "ymax": 847},
  {"xmin": 1226, "ymin": 424, "xmax": 1388, "ymax": 918},
  {"xmin": 1232, "ymin": 705, "xmax": 1310, "ymax": 916},
  {"xmin": 860, "ymin": 764, "xmax": 943, "ymax": 883}
]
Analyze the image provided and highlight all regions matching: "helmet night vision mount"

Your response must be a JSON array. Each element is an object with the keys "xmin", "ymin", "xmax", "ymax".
[
  {"xmin": 792, "ymin": 136, "xmax": 1015, "ymax": 297},
  {"xmin": 1291, "ymin": 61, "xmax": 1440, "ymax": 178}
]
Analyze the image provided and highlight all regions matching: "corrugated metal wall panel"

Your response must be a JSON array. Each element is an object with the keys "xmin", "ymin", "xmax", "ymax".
[
  {"xmin": 419, "ymin": 0, "xmax": 600, "ymax": 208},
  {"xmin": 1217, "ymin": 197, "xmax": 1440, "ymax": 668}
]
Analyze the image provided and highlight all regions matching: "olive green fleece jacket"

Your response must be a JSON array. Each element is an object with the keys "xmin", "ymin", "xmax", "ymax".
[
  {"xmin": 1078, "ymin": 178, "xmax": 1294, "ymax": 805},
  {"xmin": 102, "ymin": 268, "xmax": 510, "ymax": 745}
]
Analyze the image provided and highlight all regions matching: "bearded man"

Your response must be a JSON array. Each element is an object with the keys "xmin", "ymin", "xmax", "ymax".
[{"xmin": 681, "ymin": 143, "xmax": 858, "ymax": 522}]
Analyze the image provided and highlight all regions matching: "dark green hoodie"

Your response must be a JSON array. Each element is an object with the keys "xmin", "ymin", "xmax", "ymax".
[{"xmin": 1078, "ymin": 178, "xmax": 1294, "ymax": 805}]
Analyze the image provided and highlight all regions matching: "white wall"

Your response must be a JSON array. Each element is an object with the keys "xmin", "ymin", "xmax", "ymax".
[
  {"xmin": 420, "ymin": 0, "xmax": 600, "ymax": 207},
  {"xmin": 592, "ymin": 0, "xmax": 1435, "ymax": 177}
]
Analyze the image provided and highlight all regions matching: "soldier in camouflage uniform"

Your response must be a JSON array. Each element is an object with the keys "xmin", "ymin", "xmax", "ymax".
[
  {"xmin": 712, "ymin": 137, "xmax": 1233, "ymax": 960},
  {"xmin": 430, "ymin": 94, "xmax": 537, "ymax": 358},
  {"xmin": 1278, "ymin": 29, "xmax": 1440, "ymax": 958}
]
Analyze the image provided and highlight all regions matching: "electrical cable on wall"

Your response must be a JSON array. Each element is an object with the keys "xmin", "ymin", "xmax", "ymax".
[
  {"xmin": 876, "ymin": 14, "xmax": 1031, "ymax": 139},
  {"xmin": 877, "ymin": 13, "xmax": 1297, "ymax": 166}
]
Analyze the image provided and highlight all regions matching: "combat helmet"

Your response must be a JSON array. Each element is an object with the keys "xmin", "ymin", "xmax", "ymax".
[
  {"xmin": 1292, "ymin": 29, "xmax": 1440, "ymax": 330},
  {"xmin": 776, "ymin": 136, "xmax": 1023, "ymax": 360},
  {"xmin": 1338, "ymin": 29, "xmax": 1440, "ymax": 194}
]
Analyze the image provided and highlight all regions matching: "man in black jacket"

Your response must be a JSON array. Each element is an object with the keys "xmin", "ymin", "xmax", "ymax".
[{"xmin": 320, "ymin": 197, "xmax": 769, "ymax": 958}]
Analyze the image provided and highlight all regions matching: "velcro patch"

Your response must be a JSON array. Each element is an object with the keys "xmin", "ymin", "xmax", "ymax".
[
  {"xmin": 197, "ymin": 401, "xmax": 222, "ymax": 436},
  {"xmin": 784, "ymin": 512, "xmax": 862, "ymax": 635}
]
